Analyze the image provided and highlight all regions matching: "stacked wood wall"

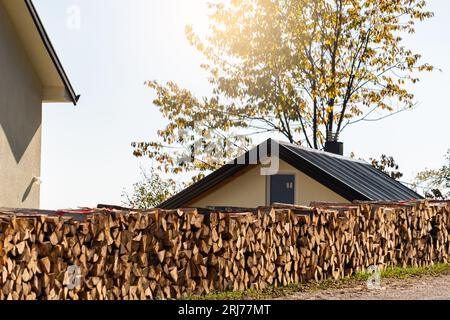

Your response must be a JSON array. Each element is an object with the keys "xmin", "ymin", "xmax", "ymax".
[{"xmin": 0, "ymin": 200, "xmax": 449, "ymax": 299}]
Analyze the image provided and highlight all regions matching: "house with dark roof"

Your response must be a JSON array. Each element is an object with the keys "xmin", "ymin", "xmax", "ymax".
[
  {"xmin": 160, "ymin": 139, "xmax": 422, "ymax": 209},
  {"xmin": 0, "ymin": 0, "xmax": 78, "ymax": 208}
]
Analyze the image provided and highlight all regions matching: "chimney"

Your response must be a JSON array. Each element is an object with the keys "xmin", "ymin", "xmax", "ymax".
[{"xmin": 324, "ymin": 132, "xmax": 344, "ymax": 156}]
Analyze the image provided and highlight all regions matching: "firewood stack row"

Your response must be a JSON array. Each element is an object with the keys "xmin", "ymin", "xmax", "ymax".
[{"xmin": 0, "ymin": 200, "xmax": 449, "ymax": 300}]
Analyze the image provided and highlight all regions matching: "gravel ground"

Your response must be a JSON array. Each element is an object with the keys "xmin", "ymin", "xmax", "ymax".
[{"xmin": 283, "ymin": 274, "xmax": 450, "ymax": 300}]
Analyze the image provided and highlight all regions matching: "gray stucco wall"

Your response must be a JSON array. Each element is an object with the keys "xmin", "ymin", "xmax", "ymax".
[{"xmin": 0, "ymin": 3, "xmax": 43, "ymax": 208}]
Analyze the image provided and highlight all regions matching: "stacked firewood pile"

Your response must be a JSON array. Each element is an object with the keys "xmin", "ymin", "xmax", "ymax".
[{"xmin": 0, "ymin": 200, "xmax": 449, "ymax": 300}]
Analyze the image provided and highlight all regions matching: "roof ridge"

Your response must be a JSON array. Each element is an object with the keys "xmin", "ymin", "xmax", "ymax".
[{"xmin": 273, "ymin": 139, "xmax": 369, "ymax": 165}]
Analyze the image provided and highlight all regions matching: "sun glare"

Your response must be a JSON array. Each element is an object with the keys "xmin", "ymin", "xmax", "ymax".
[{"xmin": 176, "ymin": 0, "xmax": 211, "ymax": 37}]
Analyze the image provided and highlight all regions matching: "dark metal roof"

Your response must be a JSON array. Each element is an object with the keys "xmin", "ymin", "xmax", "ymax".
[
  {"xmin": 159, "ymin": 139, "xmax": 423, "ymax": 209},
  {"xmin": 25, "ymin": 0, "xmax": 80, "ymax": 105},
  {"xmin": 279, "ymin": 141, "xmax": 423, "ymax": 202}
]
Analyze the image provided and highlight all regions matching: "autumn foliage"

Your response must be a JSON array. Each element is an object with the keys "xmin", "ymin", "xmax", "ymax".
[{"xmin": 134, "ymin": 0, "xmax": 433, "ymax": 176}]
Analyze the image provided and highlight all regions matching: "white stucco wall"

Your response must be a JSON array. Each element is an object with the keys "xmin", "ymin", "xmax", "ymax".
[{"xmin": 0, "ymin": 2, "xmax": 42, "ymax": 208}]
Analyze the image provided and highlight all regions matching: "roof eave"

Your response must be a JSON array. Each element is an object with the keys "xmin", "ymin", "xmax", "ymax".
[{"xmin": 24, "ymin": 0, "xmax": 79, "ymax": 105}]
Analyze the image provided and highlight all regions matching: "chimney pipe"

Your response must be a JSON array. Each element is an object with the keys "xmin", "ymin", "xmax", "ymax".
[{"xmin": 324, "ymin": 132, "xmax": 344, "ymax": 156}]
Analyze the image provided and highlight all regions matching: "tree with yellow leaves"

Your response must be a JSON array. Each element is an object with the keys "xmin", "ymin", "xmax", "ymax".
[{"xmin": 133, "ymin": 0, "xmax": 434, "ymax": 178}]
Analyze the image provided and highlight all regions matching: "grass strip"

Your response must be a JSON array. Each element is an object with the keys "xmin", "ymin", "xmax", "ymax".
[{"xmin": 184, "ymin": 263, "xmax": 450, "ymax": 300}]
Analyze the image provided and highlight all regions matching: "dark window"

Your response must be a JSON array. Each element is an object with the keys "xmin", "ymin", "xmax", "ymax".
[{"xmin": 270, "ymin": 174, "xmax": 295, "ymax": 205}]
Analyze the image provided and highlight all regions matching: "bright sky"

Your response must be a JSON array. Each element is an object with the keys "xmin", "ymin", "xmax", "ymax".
[{"xmin": 34, "ymin": 0, "xmax": 450, "ymax": 210}]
